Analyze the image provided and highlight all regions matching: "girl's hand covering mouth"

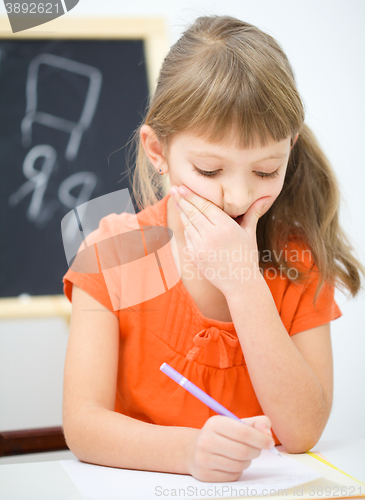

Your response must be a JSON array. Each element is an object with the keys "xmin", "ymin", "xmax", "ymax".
[{"xmin": 169, "ymin": 185, "xmax": 270, "ymax": 296}]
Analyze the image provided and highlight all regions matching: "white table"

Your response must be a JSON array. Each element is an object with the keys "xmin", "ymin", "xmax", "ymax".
[{"xmin": 0, "ymin": 439, "xmax": 364, "ymax": 500}]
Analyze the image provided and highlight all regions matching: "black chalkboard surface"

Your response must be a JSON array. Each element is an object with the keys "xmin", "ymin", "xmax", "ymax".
[{"xmin": 0, "ymin": 18, "xmax": 167, "ymax": 300}]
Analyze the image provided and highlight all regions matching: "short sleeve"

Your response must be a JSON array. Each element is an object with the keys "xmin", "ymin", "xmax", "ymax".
[
  {"xmin": 266, "ymin": 237, "xmax": 342, "ymax": 336},
  {"xmin": 63, "ymin": 253, "xmax": 118, "ymax": 316},
  {"xmin": 62, "ymin": 211, "xmax": 141, "ymax": 317},
  {"xmin": 288, "ymin": 274, "xmax": 342, "ymax": 335}
]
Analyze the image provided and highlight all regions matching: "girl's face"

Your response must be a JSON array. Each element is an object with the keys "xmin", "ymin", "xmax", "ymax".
[{"xmin": 164, "ymin": 128, "xmax": 292, "ymax": 223}]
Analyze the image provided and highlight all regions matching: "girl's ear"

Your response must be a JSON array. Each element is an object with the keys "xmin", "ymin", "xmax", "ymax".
[
  {"xmin": 290, "ymin": 132, "xmax": 299, "ymax": 149},
  {"xmin": 140, "ymin": 125, "xmax": 167, "ymax": 173}
]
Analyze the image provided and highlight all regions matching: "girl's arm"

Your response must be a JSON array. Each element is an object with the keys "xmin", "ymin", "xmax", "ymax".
[
  {"xmin": 226, "ymin": 277, "xmax": 333, "ymax": 454},
  {"xmin": 63, "ymin": 285, "xmax": 274, "ymax": 480},
  {"xmin": 63, "ymin": 284, "xmax": 197, "ymax": 473}
]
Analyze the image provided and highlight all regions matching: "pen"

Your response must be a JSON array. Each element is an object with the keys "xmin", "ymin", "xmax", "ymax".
[{"xmin": 160, "ymin": 362, "xmax": 281, "ymax": 456}]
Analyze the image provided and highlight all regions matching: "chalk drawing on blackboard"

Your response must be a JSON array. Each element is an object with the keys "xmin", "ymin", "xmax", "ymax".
[
  {"xmin": 8, "ymin": 53, "xmax": 103, "ymax": 227},
  {"xmin": 59, "ymin": 171, "xmax": 98, "ymax": 241},
  {"xmin": 21, "ymin": 53, "xmax": 103, "ymax": 161},
  {"xmin": 8, "ymin": 144, "xmax": 58, "ymax": 224},
  {"xmin": 0, "ymin": 31, "xmax": 155, "ymax": 298}
]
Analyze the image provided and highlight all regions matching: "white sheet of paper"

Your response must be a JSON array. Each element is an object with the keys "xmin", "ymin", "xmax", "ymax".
[{"xmin": 60, "ymin": 450, "xmax": 322, "ymax": 500}]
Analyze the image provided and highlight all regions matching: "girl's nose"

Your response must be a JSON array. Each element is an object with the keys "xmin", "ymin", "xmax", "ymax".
[{"xmin": 224, "ymin": 186, "xmax": 252, "ymax": 215}]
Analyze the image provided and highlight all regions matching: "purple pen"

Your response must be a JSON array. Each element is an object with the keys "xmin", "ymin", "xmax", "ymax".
[{"xmin": 160, "ymin": 362, "xmax": 280, "ymax": 456}]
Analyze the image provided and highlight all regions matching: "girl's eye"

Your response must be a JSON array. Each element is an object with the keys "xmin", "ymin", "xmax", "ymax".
[
  {"xmin": 255, "ymin": 169, "xmax": 280, "ymax": 179},
  {"xmin": 194, "ymin": 167, "xmax": 280, "ymax": 179},
  {"xmin": 194, "ymin": 167, "xmax": 219, "ymax": 177}
]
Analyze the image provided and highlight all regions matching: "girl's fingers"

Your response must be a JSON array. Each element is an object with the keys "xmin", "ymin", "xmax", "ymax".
[
  {"xmin": 212, "ymin": 416, "xmax": 275, "ymax": 449},
  {"xmin": 211, "ymin": 433, "xmax": 262, "ymax": 462},
  {"xmin": 170, "ymin": 185, "xmax": 225, "ymax": 234},
  {"xmin": 171, "ymin": 186, "xmax": 216, "ymax": 223},
  {"xmin": 208, "ymin": 453, "xmax": 252, "ymax": 474},
  {"xmin": 194, "ymin": 467, "xmax": 243, "ymax": 483},
  {"xmin": 241, "ymin": 196, "xmax": 270, "ymax": 230},
  {"xmin": 171, "ymin": 192, "xmax": 202, "ymax": 237},
  {"xmin": 191, "ymin": 416, "xmax": 274, "ymax": 483},
  {"xmin": 241, "ymin": 415, "xmax": 273, "ymax": 437}
]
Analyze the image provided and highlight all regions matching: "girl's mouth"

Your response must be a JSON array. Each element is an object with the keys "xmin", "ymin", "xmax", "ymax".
[{"xmin": 231, "ymin": 214, "xmax": 244, "ymax": 224}]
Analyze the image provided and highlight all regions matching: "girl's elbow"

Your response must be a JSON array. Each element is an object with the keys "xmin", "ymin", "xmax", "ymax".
[
  {"xmin": 283, "ymin": 437, "xmax": 318, "ymax": 454},
  {"xmin": 281, "ymin": 405, "xmax": 330, "ymax": 453},
  {"xmin": 280, "ymin": 424, "xmax": 325, "ymax": 454},
  {"xmin": 62, "ymin": 422, "xmax": 90, "ymax": 462},
  {"xmin": 62, "ymin": 420, "xmax": 79, "ymax": 456},
  {"xmin": 62, "ymin": 409, "xmax": 88, "ymax": 459}
]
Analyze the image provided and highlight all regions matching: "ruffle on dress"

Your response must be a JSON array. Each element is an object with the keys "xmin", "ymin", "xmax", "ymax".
[{"xmin": 186, "ymin": 326, "xmax": 244, "ymax": 368}]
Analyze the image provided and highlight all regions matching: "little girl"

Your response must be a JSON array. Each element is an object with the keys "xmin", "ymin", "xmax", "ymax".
[{"xmin": 62, "ymin": 15, "xmax": 365, "ymax": 483}]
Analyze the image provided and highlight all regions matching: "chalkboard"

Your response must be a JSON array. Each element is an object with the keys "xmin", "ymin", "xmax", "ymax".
[{"xmin": 0, "ymin": 17, "xmax": 169, "ymax": 303}]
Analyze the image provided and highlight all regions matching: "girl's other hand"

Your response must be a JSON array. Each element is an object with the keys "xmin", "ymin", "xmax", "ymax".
[{"xmin": 185, "ymin": 414, "xmax": 275, "ymax": 482}]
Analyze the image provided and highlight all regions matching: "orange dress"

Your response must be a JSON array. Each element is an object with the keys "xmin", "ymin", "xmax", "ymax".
[{"xmin": 63, "ymin": 193, "xmax": 342, "ymax": 445}]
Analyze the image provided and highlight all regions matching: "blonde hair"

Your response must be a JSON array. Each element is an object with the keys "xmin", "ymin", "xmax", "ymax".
[{"xmin": 127, "ymin": 15, "xmax": 365, "ymax": 301}]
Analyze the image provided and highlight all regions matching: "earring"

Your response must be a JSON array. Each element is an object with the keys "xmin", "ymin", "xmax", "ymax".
[
  {"xmin": 291, "ymin": 133, "xmax": 299, "ymax": 149},
  {"xmin": 159, "ymin": 168, "xmax": 163, "ymax": 175}
]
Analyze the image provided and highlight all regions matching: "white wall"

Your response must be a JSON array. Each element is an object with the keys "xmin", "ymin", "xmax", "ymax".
[{"xmin": 0, "ymin": 0, "xmax": 364, "ymax": 441}]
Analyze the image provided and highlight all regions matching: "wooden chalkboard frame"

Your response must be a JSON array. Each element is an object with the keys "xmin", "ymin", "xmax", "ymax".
[{"xmin": 0, "ymin": 16, "xmax": 170, "ymax": 321}]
